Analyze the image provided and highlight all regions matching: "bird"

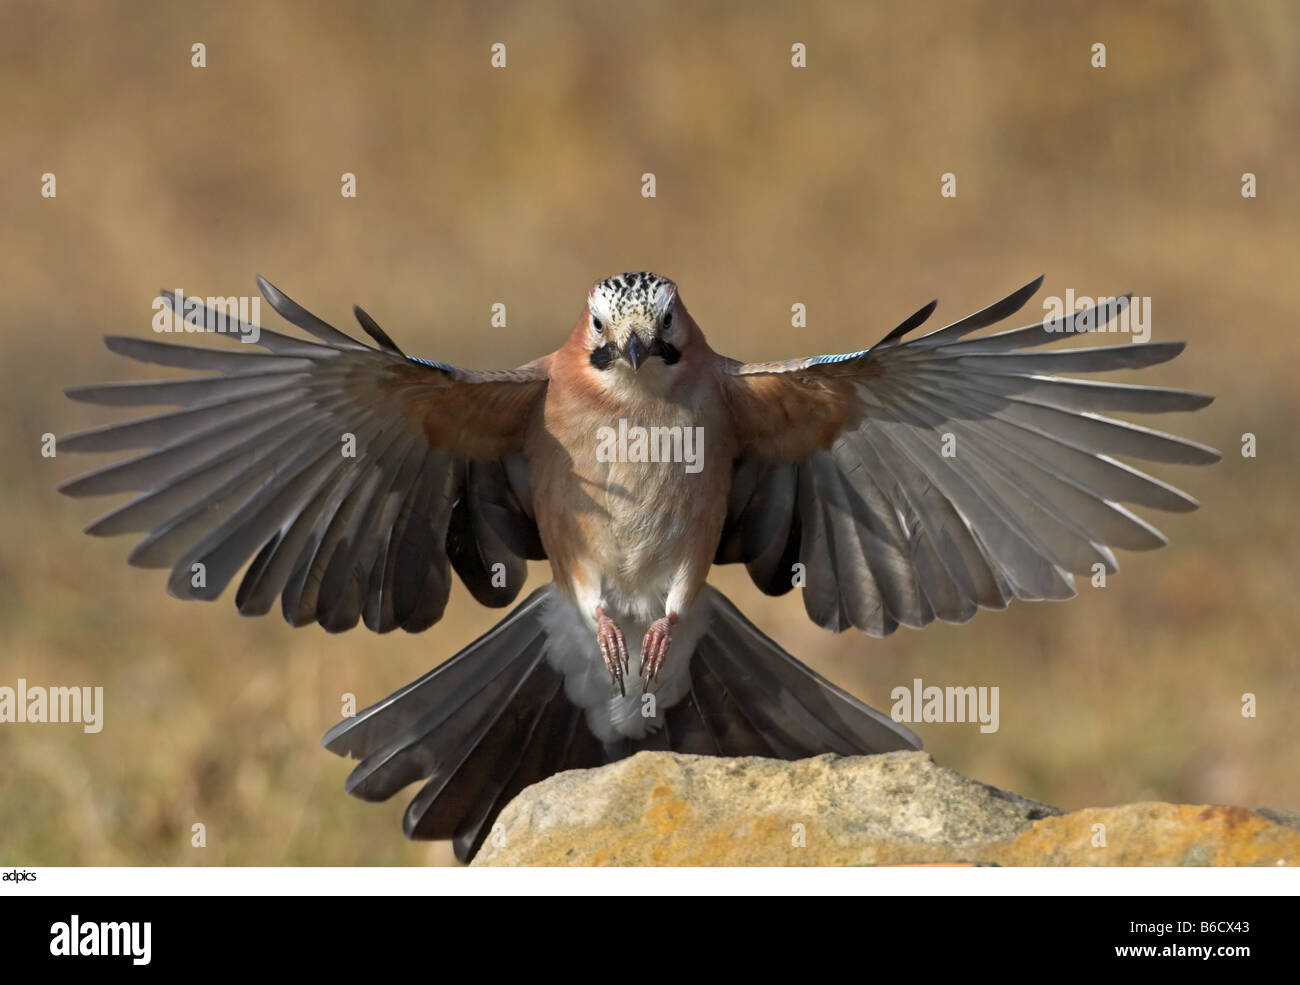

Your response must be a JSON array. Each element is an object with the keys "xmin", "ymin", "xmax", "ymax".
[{"xmin": 59, "ymin": 271, "xmax": 1219, "ymax": 861}]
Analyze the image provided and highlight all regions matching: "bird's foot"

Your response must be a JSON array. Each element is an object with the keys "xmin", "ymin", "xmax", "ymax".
[
  {"xmin": 640, "ymin": 613, "xmax": 679, "ymax": 691},
  {"xmin": 596, "ymin": 606, "xmax": 629, "ymax": 696}
]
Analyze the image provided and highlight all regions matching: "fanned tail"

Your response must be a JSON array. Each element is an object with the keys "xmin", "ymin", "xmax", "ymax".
[{"xmin": 324, "ymin": 583, "xmax": 918, "ymax": 862}]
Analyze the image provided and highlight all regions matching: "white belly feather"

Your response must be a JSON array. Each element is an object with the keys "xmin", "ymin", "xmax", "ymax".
[{"xmin": 540, "ymin": 591, "xmax": 705, "ymax": 743}]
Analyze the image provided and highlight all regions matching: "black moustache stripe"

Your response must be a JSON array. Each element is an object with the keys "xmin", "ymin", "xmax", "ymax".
[
  {"xmin": 590, "ymin": 339, "xmax": 679, "ymax": 370},
  {"xmin": 589, "ymin": 343, "xmax": 617, "ymax": 370},
  {"xmin": 649, "ymin": 339, "xmax": 681, "ymax": 365}
]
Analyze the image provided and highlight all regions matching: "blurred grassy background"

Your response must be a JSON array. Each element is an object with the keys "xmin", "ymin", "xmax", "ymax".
[{"xmin": 1, "ymin": 0, "xmax": 1296, "ymax": 865}]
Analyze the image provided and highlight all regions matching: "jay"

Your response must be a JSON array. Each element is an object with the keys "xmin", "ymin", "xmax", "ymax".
[{"xmin": 61, "ymin": 272, "xmax": 1218, "ymax": 861}]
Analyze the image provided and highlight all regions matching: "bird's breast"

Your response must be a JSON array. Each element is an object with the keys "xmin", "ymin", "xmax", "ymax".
[{"xmin": 528, "ymin": 387, "xmax": 734, "ymax": 614}]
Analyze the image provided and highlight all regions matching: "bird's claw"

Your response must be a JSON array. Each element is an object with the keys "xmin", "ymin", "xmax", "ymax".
[
  {"xmin": 596, "ymin": 607, "xmax": 629, "ymax": 696},
  {"xmin": 640, "ymin": 614, "xmax": 677, "ymax": 691}
]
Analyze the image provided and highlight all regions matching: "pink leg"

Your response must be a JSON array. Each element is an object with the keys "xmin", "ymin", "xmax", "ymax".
[
  {"xmin": 596, "ymin": 605, "xmax": 629, "ymax": 696},
  {"xmin": 640, "ymin": 612, "xmax": 679, "ymax": 691}
]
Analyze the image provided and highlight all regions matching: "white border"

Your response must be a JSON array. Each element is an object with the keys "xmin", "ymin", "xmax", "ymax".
[{"xmin": 7, "ymin": 866, "xmax": 1297, "ymax": 896}]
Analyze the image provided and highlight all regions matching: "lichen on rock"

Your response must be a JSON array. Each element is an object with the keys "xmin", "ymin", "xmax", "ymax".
[{"xmin": 470, "ymin": 751, "xmax": 1299, "ymax": 867}]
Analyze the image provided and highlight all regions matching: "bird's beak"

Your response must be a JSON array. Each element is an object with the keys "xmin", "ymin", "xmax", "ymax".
[{"xmin": 624, "ymin": 334, "xmax": 645, "ymax": 371}]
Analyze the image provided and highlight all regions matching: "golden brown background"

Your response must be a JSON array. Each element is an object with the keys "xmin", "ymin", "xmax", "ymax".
[{"xmin": 2, "ymin": 0, "xmax": 1296, "ymax": 865}]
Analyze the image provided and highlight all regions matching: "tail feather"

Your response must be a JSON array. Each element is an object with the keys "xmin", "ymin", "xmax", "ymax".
[
  {"xmin": 697, "ymin": 587, "xmax": 921, "ymax": 756},
  {"xmin": 324, "ymin": 585, "xmax": 552, "ymax": 761},
  {"xmin": 684, "ymin": 654, "xmax": 788, "ymax": 757},
  {"xmin": 397, "ymin": 661, "xmax": 587, "ymax": 855},
  {"xmin": 405, "ymin": 657, "xmax": 565, "ymax": 844},
  {"xmin": 448, "ymin": 678, "xmax": 592, "ymax": 860},
  {"xmin": 324, "ymin": 586, "xmax": 553, "ymax": 802},
  {"xmin": 323, "ymin": 582, "xmax": 920, "ymax": 863},
  {"xmin": 660, "ymin": 687, "xmax": 718, "ymax": 756}
]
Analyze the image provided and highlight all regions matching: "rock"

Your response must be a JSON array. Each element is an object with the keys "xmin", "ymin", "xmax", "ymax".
[{"xmin": 470, "ymin": 751, "xmax": 1299, "ymax": 866}]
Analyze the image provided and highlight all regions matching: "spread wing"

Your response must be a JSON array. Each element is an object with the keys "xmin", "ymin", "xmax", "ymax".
[
  {"xmin": 718, "ymin": 276, "xmax": 1219, "ymax": 636},
  {"xmin": 59, "ymin": 277, "xmax": 548, "ymax": 633}
]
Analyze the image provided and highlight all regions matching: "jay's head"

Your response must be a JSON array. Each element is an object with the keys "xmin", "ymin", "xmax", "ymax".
[{"xmin": 583, "ymin": 272, "xmax": 693, "ymax": 394}]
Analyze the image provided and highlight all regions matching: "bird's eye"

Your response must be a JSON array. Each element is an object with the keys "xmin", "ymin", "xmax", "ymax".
[
  {"xmin": 662, "ymin": 312, "xmax": 673, "ymax": 330},
  {"xmin": 592, "ymin": 317, "xmax": 604, "ymax": 334}
]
